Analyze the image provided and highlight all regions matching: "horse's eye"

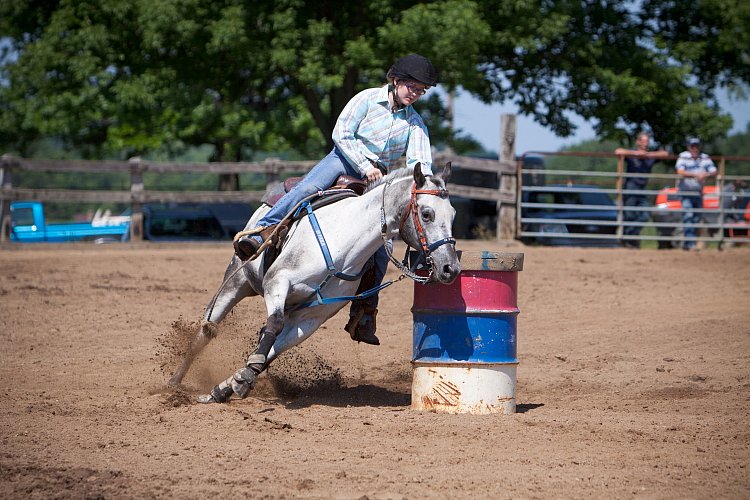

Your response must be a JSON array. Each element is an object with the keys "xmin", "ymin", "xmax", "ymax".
[{"xmin": 421, "ymin": 207, "xmax": 434, "ymax": 222}]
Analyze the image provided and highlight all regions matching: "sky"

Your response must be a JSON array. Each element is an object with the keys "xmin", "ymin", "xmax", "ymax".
[{"xmin": 451, "ymin": 89, "xmax": 750, "ymax": 155}]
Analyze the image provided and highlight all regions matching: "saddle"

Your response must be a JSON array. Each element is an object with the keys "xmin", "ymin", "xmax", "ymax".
[
  {"xmin": 252, "ymin": 174, "xmax": 368, "ymax": 271},
  {"xmin": 263, "ymin": 175, "xmax": 367, "ymax": 207}
]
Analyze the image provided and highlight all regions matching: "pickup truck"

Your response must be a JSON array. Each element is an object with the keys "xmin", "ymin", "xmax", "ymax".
[
  {"xmin": 9, "ymin": 201, "xmax": 130, "ymax": 243},
  {"xmin": 520, "ymin": 184, "xmax": 619, "ymax": 246},
  {"xmin": 8, "ymin": 201, "xmax": 255, "ymax": 243}
]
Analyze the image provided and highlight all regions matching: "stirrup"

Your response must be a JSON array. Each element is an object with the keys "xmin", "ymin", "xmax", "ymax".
[{"xmin": 345, "ymin": 308, "xmax": 380, "ymax": 346}]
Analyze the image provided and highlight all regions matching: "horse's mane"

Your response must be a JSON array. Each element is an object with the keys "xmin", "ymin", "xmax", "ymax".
[
  {"xmin": 363, "ymin": 165, "xmax": 448, "ymax": 194},
  {"xmin": 364, "ymin": 166, "xmax": 413, "ymax": 193}
]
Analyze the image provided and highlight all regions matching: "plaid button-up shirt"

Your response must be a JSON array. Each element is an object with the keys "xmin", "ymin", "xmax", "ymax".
[{"xmin": 333, "ymin": 85, "xmax": 433, "ymax": 176}]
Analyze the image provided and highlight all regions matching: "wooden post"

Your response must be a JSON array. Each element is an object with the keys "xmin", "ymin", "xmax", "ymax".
[
  {"xmin": 265, "ymin": 158, "xmax": 280, "ymax": 191},
  {"xmin": 0, "ymin": 155, "xmax": 15, "ymax": 243},
  {"xmin": 497, "ymin": 114, "xmax": 517, "ymax": 240},
  {"xmin": 129, "ymin": 157, "xmax": 144, "ymax": 241},
  {"xmin": 717, "ymin": 156, "xmax": 726, "ymax": 248}
]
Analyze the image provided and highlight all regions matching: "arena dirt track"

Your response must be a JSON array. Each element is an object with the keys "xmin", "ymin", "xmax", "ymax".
[{"xmin": 1, "ymin": 240, "xmax": 748, "ymax": 499}]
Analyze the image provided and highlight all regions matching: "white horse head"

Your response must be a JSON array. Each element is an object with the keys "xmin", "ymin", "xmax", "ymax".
[{"xmin": 376, "ymin": 163, "xmax": 460, "ymax": 284}]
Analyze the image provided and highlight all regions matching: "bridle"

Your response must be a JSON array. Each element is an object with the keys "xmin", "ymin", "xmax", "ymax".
[{"xmin": 381, "ymin": 177, "xmax": 456, "ymax": 284}]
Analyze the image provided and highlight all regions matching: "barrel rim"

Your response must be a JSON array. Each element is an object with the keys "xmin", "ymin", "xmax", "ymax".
[
  {"xmin": 411, "ymin": 360, "xmax": 519, "ymax": 366},
  {"xmin": 412, "ymin": 307, "xmax": 520, "ymax": 315}
]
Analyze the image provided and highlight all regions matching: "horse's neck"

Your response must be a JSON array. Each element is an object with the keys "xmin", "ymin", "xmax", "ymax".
[
  {"xmin": 379, "ymin": 176, "xmax": 412, "ymax": 238},
  {"xmin": 322, "ymin": 178, "xmax": 410, "ymax": 256}
]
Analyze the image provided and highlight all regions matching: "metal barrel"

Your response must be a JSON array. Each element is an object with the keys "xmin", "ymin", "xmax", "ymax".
[{"xmin": 411, "ymin": 251, "xmax": 524, "ymax": 414}]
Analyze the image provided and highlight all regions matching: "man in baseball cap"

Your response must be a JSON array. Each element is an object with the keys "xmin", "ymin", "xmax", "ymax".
[{"xmin": 675, "ymin": 136, "xmax": 717, "ymax": 250}]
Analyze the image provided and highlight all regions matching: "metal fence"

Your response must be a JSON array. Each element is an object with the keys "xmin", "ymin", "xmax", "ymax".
[
  {"xmin": 517, "ymin": 151, "xmax": 750, "ymax": 248},
  {"xmin": 4, "ymin": 148, "xmax": 749, "ymax": 248}
]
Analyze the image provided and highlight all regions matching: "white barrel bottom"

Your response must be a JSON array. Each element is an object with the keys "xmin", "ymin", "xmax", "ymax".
[{"xmin": 411, "ymin": 362, "xmax": 517, "ymax": 415}]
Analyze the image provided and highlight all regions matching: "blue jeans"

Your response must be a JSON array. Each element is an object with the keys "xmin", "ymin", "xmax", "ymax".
[
  {"xmin": 257, "ymin": 147, "xmax": 388, "ymax": 307},
  {"xmin": 363, "ymin": 245, "xmax": 388, "ymax": 309},
  {"xmin": 680, "ymin": 194, "xmax": 702, "ymax": 249},
  {"xmin": 257, "ymin": 147, "xmax": 361, "ymax": 227},
  {"xmin": 623, "ymin": 194, "xmax": 649, "ymax": 237}
]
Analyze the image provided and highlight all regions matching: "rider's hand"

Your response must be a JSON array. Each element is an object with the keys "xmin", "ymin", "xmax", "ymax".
[{"xmin": 365, "ymin": 166, "xmax": 383, "ymax": 183}]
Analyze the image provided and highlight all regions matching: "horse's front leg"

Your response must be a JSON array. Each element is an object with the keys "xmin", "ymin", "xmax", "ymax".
[{"xmin": 198, "ymin": 281, "xmax": 288, "ymax": 404}]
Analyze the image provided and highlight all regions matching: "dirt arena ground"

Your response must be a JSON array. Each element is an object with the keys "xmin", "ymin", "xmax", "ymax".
[{"xmin": 1, "ymin": 240, "xmax": 748, "ymax": 499}]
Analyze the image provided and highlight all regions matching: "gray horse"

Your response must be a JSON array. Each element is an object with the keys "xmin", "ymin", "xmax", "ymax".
[{"xmin": 168, "ymin": 164, "xmax": 460, "ymax": 403}]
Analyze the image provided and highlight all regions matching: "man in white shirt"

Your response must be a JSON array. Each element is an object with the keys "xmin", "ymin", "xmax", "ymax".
[{"xmin": 675, "ymin": 137, "xmax": 717, "ymax": 250}]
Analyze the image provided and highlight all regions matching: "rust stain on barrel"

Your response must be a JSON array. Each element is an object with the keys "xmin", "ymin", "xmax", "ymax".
[{"xmin": 431, "ymin": 381, "xmax": 461, "ymax": 406}]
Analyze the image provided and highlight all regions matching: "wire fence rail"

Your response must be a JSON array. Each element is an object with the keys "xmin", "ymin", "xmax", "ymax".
[{"xmin": 517, "ymin": 151, "xmax": 750, "ymax": 249}]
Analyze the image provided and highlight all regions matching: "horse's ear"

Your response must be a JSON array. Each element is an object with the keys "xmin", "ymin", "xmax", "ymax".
[
  {"xmin": 441, "ymin": 161, "xmax": 452, "ymax": 183},
  {"xmin": 413, "ymin": 162, "xmax": 426, "ymax": 187}
]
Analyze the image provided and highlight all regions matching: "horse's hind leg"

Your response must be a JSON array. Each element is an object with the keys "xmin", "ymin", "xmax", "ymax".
[
  {"xmin": 199, "ymin": 306, "xmax": 340, "ymax": 404},
  {"xmin": 199, "ymin": 280, "xmax": 290, "ymax": 403},
  {"xmin": 168, "ymin": 258, "xmax": 256, "ymax": 386},
  {"xmin": 199, "ymin": 309, "xmax": 284, "ymax": 403}
]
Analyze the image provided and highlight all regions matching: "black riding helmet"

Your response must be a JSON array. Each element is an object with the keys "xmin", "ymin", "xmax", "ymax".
[{"xmin": 387, "ymin": 54, "xmax": 438, "ymax": 86}]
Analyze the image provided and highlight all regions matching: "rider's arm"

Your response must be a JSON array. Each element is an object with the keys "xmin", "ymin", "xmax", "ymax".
[
  {"xmin": 405, "ymin": 116, "xmax": 433, "ymax": 176},
  {"xmin": 333, "ymin": 89, "xmax": 381, "ymax": 177}
]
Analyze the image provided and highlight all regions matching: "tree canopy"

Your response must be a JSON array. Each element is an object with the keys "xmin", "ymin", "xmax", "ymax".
[{"xmin": 1, "ymin": 0, "xmax": 748, "ymax": 166}]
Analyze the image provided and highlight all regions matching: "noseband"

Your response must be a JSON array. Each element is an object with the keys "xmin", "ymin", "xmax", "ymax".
[{"xmin": 381, "ymin": 178, "xmax": 456, "ymax": 283}]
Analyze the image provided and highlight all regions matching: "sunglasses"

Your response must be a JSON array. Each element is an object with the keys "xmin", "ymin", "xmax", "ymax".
[{"xmin": 401, "ymin": 81, "xmax": 428, "ymax": 96}]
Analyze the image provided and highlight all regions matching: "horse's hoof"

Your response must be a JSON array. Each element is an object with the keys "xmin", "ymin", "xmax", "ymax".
[{"xmin": 196, "ymin": 394, "xmax": 217, "ymax": 404}]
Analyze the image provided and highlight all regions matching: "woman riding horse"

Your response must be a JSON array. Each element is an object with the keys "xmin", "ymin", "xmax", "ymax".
[{"xmin": 234, "ymin": 54, "xmax": 439, "ymax": 347}]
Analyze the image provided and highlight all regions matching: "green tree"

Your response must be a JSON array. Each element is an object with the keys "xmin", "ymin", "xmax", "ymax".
[{"xmin": 1, "ymin": 0, "xmax": 747, "ymax": 185}]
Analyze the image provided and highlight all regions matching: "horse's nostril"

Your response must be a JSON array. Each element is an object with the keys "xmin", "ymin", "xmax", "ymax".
[{"xmin": 443, "ymin": 264, "xmax": 459, "ymax": 279}]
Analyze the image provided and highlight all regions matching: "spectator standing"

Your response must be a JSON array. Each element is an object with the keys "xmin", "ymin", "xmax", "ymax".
[
  {"xmin": 675, "ymin": 137, "xmax": 717, "ymax": 250},
  {"xmin": 615, "ymin": 132, "xmax": 668, "ymax": 248}
]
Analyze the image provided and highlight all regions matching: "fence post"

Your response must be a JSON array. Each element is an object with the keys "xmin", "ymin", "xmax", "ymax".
[
  {"xmin": 717, "ymin": 156, "xmax": 726, "ymax": 248},
  {"xmin": 0, "ymin": 155, "xmax": 15, "ymax": 243},
  {"xmin": 615, "ymin": 154, "xmax": 624, "ymax": 241},
  {"xmin": 129, "ymin": 157, "xmax": 144, "ymax": 241},
  {"xmin": 497, "ymin": 114, "xmax": 517, "ymax": 240},
  {"xmin": 264, "ymin": 157, "xmax": 279, "ymax": 191}
]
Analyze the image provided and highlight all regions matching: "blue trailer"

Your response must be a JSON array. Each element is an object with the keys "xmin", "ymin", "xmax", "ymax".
[{"xmin": 9, "ymin": 201, "xmax": 130, "ymax": 243}]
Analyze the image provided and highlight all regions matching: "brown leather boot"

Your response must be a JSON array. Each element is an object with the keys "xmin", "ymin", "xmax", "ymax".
[
  {"xmin": 233, "ymin": 235, "xmax": 262, "ymax": 261},
  {"xmin": 345, "ymin": 304, "xmax": 380, "ymax": 345}
]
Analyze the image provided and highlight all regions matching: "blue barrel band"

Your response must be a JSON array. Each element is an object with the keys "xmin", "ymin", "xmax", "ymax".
[{"xmin": 413, "ymin": 311, "xmax": 517, "ymax": 363}]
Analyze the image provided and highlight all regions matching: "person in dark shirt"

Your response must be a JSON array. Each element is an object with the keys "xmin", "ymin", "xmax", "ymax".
[{"xmin": 615, "ymin": 132, "xmax": 668, "ymax": 248}]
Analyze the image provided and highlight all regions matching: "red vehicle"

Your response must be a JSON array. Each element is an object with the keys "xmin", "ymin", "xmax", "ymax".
[{"xmin": 653, "ymin": 185, "xmax": 750, "ymax": 247}]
